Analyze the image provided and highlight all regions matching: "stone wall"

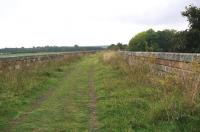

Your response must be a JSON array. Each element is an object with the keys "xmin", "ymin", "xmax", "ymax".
[
  {"xmin": 0, "ymin": 51, "xmax": 95, "ymax": 71},
  {"xmin": 120, "ymin": 51, "xmax": 200, "ymax": 76}
]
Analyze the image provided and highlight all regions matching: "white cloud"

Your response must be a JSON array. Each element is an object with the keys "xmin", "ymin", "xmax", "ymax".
[{"xmin": 0, "ymin": 0, "xmax": 199, "ymax": 48}]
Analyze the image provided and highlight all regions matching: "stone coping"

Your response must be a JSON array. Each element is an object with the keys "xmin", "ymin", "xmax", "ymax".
[{"xmin": 120, "ymin": 51, "xmax": 200, "ymax": 63}]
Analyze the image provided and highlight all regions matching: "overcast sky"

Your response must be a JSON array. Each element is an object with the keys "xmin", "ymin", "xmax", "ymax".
[{"xmin": 0, "ymin": 0, "xmax": 200, "ymax": 48}]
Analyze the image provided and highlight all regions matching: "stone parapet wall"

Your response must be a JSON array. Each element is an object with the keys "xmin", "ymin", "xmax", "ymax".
[
  {"xmin": 0, "ymin": 51, "xmax": 95, "ymax": 71},
  {"xmin": 120, "ymin": 51, "xmax": 200, "ymax": 75}
]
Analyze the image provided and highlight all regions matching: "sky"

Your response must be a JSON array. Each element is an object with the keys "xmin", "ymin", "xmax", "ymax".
[{"xmin": 0, "ymin": 0, "xmax": 200, "ymax": 48}]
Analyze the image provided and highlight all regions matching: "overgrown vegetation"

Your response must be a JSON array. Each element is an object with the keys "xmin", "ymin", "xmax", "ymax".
[
  {"xmin": 0, "ymin": 54, "xmax": 81, "ymax": 129},
  {"xmin": 1, "ymin": 52, "xmax": 199, "ymax": 131},
  {"xmin": 5, "ymin": 56, "xmax": 92, "ymax": 131},
  {"xmin": 96, "ymin": 51, "xmax": 200, "ymax": 131}
]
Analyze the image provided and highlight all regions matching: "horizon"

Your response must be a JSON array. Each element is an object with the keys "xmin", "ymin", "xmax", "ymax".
[{"xmin": 0, "ymin": 45, "xmax": 108, "ymax": 49}]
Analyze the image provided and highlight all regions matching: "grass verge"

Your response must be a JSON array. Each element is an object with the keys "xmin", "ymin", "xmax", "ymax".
[
  {"xmin": 0, "ymin": 55, "xmax": 81, "ymax": 130},
  {"xmin": 95, "ymin": 52, "xmax": 200, "ymax": 131}
]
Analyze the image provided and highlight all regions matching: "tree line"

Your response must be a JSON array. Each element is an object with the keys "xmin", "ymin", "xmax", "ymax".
[
  {"xmin": 0, "ymin": 45, "xmax": 104, "ymax": 54},
  {"xmin": 108, "ymin": 5, "xmax": 200, "ymax": 53}
]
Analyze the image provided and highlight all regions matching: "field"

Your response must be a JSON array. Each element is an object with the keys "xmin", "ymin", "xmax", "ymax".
[
  {"xmin": 0, "ymin": 52, "xmax": 72, "ymax": 58},
  {"xmin": 0, "ymin": 52, "xmax": 200, "ymax": 131}
]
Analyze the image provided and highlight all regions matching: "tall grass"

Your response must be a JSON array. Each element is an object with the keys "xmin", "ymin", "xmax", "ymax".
[
  {"xmin": 0, "ymin": 54, "xmax": 81, "ymax": 128},
  {"xmin": 100, "ymin": 51, "xmax": 200, "ymax": 131}
]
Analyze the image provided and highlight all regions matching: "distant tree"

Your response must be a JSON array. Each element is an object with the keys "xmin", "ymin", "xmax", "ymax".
[
  {"xmin": 157, "ymin": 29, "xmax": 177, "ymax": 52},
  {"xmin": 107, "ymin": 43, "xmax": 128, "ymax": 50},
  {"xmin": 129, "ymin": 31, "xmax": 147, "ymax": 51},
  {"xmin": 107, "ymin": 44, "xmax": 119, "ymax": 50},
  {"xmin": 74, "ymin": 44, "xmax": 79, "ymax": 49},
  {"xmin": 129, "ymin": 29, "xmax": 160, "ymax": 52},
  {"xmin": 0, "ymin": 46, "xmax": 104, "ymax": 54}
]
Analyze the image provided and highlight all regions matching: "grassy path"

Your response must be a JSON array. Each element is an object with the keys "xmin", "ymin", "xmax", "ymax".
[
  {"xmin": 3, "ymin": 54, "xmax": 163, "ymax": 131},
  {"xmin": 4, "ymin": 53, "xmax": 195, "ymax": 131},
  {"xmin": 6, "ymin": 55, "xmax": 95, "ymax": 131},
  {"xmin": 88, "ymin": 67, "xmax": 97, "ymax": 131},
  {"xmin": 9, "ymin": 88, "xmax": 55, "ymax": 129}
]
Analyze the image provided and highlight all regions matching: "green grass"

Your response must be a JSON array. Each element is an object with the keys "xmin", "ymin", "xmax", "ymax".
[
  {"xmin": 0, "ymin": 55, "xmax": 81, "ymax": 130},
  {"xmin": 1, "ymin": 52, "xmax": 200, "ymax": 131},
  {"xmin": 95, "ymin": 60, "xmax": 171, "ymax": 131},
  {"xmin": 7, "ymin": 58, "xmax": 91, "ymax": 131},
  {"xmin": 96, "ymin": 52, "xmax": 200, "ymax": 131}
]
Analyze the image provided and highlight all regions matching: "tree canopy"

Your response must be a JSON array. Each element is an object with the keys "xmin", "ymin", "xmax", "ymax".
[
  {"xmin": 107, "ymin": 43, "xmax": 128, "ymax": 50},
  {"xmin": 129, "ymin": 29, "xmax": 176, "ymax": 52},
  {"xmin": 127, "ymin": 5, "xmax": 200, "ymax": 53}
]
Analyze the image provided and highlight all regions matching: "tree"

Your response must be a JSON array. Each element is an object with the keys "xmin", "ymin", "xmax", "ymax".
[
  {"xmin": 127, "ymin": 5, "xmax": 200, "ymax": 53},
  {"xmin": 129, "ymin": 29, "xmax": 160, "ymax": 52},
  {"xmin": 107, "ymin": 43, "xmax": 128, "ymax": 50},
  {"xmin": 182, "ymin": 5, "xmax": 200, "ymax": 30},
  {"xmin": 129, "ymin": 31, "xmax": 147, "ymax": 51},
  {"xmin": 179, "ymin": 5, "xmax": 200, "ymax": 52},
  {"xmin": 157, "ymin": 30, "xmax": 177, "ymax": 52},
  {"xmin": 74, "ymin": 44, "xmax": 79, "ymax": 49}
]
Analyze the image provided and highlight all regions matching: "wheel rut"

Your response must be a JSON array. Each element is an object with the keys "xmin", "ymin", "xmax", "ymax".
[{"xmin": 88, "ymin": 67, "xmax": 97, "ymax": 131}]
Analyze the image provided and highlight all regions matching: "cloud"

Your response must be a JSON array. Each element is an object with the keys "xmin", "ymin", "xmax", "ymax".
[
  {"xmin": 0, "ymin": 0, "xmax": 199, "ymax": 48},
  {"xmin": 114, "ymin": 1, "xmax": 187, "ymax": 25}
]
